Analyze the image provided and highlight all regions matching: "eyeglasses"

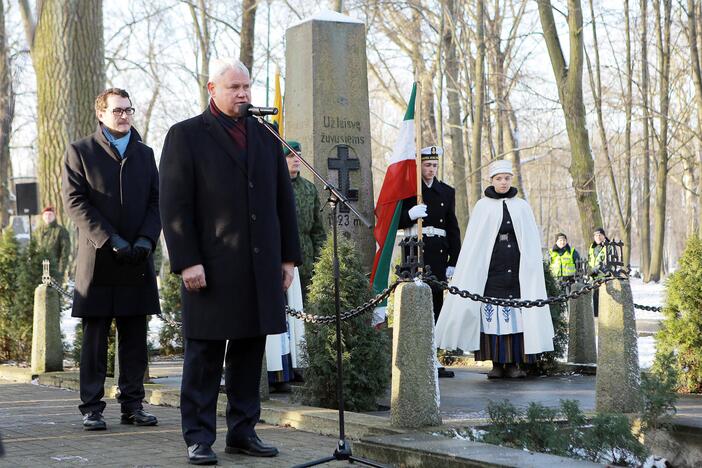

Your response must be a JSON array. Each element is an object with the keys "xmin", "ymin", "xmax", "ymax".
[{"xmin": 110, "ymin": 107, "xmax": 135, "ymax": 116}]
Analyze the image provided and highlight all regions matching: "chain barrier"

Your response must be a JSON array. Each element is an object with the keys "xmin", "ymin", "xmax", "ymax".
[
  {"xmin": 425, "ymin": 273, "xmax": 626, "ymax": 309},
  {"xmin": 633, "ymin": 303, "xmax": 663, "ymax": 312},
  {"xmin": 285, "ymin": 278, "xmax": 407, "ymax": 324},
  {"xmin": 39, "ymin": 260, "xmax": 663, "ymax": 325}
]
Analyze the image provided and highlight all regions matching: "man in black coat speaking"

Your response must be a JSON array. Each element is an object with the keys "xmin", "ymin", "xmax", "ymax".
[
  {"xmin": 160, "ymin": 58, "xmax": 301, "ymax": 465},
  {"xmin": 62, "ymin": 88, "xmax": 161, "ymax": 431}
]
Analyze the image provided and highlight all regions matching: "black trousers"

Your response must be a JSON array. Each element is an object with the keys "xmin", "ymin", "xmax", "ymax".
[
  {"xmin": 79, "ymin": 315, "xmax": 147, "ymax": 415},
  {"xmin": 180, "ymin": 336, "xmax": 266, "ymax": 447}
]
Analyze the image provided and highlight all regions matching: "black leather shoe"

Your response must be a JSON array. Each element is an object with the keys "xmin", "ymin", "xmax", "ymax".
[
  {"xmin": 83, "ymin": 411, "xmax": 106, "ymax": 431},
  {"xmin": 187, "ymin": 444, "xmax": 217, "ymax": 465},
  {"xmin": 270, "ymin": 382, "xmax": 292, "ymax": 393},
  {"xmin": 438, "ymin": 367, "xmax": 455, "ymax": 378},
  {"xmin": 120, "ymin": 408, "xmax": 158, "ymax": 426},
  {"xmin": 225, "ymin": 435, "xmax": 279, "ymax": 457}
]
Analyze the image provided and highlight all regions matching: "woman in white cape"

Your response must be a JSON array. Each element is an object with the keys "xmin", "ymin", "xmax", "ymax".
[{"xmin": 435, "ymin": 160, "xmax": 554, "ymax": 378}]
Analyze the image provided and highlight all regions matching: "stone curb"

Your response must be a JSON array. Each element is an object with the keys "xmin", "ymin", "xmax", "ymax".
[{"xmin": 355, "ymin": 432, "xmax": 602, "ymax": 467}]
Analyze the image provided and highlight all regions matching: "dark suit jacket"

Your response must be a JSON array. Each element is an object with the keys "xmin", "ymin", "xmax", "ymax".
[
  {"xmin": 159, "ymin": 109, "xmax": 301, "ymax": 340},
  {"xmin": 62, "ymin": 126, "xmax": 161, "ymax": 317}
]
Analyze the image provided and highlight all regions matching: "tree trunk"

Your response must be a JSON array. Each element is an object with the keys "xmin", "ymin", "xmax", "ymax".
[
  {"xmin": 0, "ymin": 0, "xmax": 13, "ymax": 228},
  {"xmin": 586, "ymin": 0, "xmax": 627, "ymax": 259},
  {"xmin": 649, "ymin": 0, "xmax": 671, "ymax": 282},
  {"xmin": 240, "ymin": 0, "xmax": 257, "ymax": 73},
  {"xmin": 189, "ymin": 0, "xmax": 210, "ymax": 111},
  {"xmin": 537, "ymin": 0, "xmax": 603, "ymax": 244},
  {"xmin": 640, "ymin": 0, "xmax": 651, "ymax": 280},
  {"xmin": 469, "ymin": 0, "xmax": 485, "ymax": 209},
  {"xmin": 504, "ymin": 99, "xmax": 524, "ymax": 196},
  {"xmin": 623, "ymin": 0, "xmax": 633, "ymax": 267},
  {"xmin": 24, "ymin": 0, "xmax": 104, "ymax": 223},
  {"xmin": 687, "ymin": 0, "xmax": 702, "ymax": 237},
  {"xmin": 443, "ymin": 0, "xmax": 468, "ymax": 234}
]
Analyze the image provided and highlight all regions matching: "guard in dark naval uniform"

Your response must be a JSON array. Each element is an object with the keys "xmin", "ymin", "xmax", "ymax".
[{"xmin": 398, "ymin": 145, "xmax": 461, "ymax": 377}]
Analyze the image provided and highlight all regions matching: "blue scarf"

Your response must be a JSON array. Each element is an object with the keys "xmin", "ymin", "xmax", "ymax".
[{"xmin": 101, "ymin": 126, "xmax": 131, "ymax": 157}]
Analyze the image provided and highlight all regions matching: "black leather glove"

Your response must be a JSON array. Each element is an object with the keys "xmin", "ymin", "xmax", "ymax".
[
  {"xmin": 110, "ymin": 234, "xmax": 132, "ymax": 263},
  {"xmin": 131, "ymin": 237, "xmax": 153, "ymax": 264}
]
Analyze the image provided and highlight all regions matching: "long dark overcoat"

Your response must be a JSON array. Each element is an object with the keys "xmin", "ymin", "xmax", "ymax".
[
  {"xmin": 159, "ymin": 109, "xmax": 301, "ymax": 340},
  {"xmin": 62, "ymin": 126, "xmax": 161, "ymax": 318}
]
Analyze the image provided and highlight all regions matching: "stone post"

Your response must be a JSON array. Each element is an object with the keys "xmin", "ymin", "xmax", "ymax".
[
  {"xmin": 390, "ymin": 282, "xmax": 441, "ymax": 428},
  {"xmin": 596, "ymin": 279, "xmax": 641, "ymax": 413},
  {"xmin": 260, "ymin": 351, "xmax": 269, "ymax": 401},
  {"xmin": 567, "ymin": 281, "xmax": 597, "ymax": 364},
  {"xmin": 31, "ymin": 284, "xmax": 63, "ymax": 373},
  {"xmin": 285, "ymin": 10, "xmax": 375, "ymax": 271}
]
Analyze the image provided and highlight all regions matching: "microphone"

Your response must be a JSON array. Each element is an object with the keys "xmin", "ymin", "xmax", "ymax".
[{"xmin": 237, "ymin": 103, "xmax": 278, "ymax": 117}]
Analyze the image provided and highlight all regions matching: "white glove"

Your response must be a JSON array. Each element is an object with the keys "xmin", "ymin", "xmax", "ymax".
[
  {"xmin": 446, "ymin": 266, "xmax": 455, "ymax": 279},
  {"xmin": 408, "ymin": 204, "xmax": 428, "ymax": 221}
]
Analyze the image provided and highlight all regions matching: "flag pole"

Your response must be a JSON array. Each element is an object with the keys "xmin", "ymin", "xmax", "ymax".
[{"xmin": 414, "ymin": 78, "xmax": 423, "ymax": 271}]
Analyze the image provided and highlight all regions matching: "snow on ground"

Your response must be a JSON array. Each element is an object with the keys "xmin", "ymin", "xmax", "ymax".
[
  {"xmin": 630, "ymin": 277, "xmax": 665, "ymax": 320},
  {"xmin": 638, "ymin": 336, "xmax": 656, "ymax": 369}
]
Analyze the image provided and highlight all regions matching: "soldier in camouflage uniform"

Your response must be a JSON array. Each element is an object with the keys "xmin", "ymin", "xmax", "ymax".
[
  {"xmin": 36, "ymin": 207, "xmax": 71, "ymax": 283},
  {"xmin": 284, "ymin": 141, "xmax": 326, "ymax": 297}
]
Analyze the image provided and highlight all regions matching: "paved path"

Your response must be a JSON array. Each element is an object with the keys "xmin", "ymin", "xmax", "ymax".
[
  {"xmin": 0, "ymin": 380, "xmax": 359, "ymax": 467},
  {"xmin": 149, "ymin": 359, "xmax": 702, "ymax": 427}
]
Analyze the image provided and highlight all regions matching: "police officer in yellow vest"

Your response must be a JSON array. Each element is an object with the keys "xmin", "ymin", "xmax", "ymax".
[
  {"xmin": 548, "ymin": 233, "xmax": 580, "ymax": 283},
  {"xmin": 588, "ymin": 227, "xmax": 609, "ymax": 317}
]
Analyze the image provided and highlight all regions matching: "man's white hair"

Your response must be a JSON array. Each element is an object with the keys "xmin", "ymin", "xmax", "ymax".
[{"xmin": 208, "ymin": 58, "xmax": 250, "ymax": 82}]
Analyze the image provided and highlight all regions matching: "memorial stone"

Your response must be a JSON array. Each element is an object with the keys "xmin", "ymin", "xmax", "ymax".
[
  {"xmin": 285, "ymin": 10, "xmax": 375, "ymax": 271},
  {"xmin": 31, "ymin": 284, "xmax": 63, "ymax": 373},
  {"xmin": 567, "ymin": 281, "xmax": 597, "ymax": 364}
]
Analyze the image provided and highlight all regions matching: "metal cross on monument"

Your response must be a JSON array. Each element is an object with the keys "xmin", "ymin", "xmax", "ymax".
[{"xmin": 327, "ymin": 145, "xmax": 360, "ymax": 213}]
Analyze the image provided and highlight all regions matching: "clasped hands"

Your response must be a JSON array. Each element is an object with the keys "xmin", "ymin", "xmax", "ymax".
[
  {"xmin": 110, "ymin": 234, "xmax": 152, "ymax": 265},
  {"xmin": 181, "ymin": 261, "xmax": 295, "ymax": 293}
]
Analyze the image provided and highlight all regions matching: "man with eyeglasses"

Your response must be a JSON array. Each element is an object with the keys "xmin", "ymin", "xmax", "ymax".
[{"xmin": 62, "ymin": 88, "xmax": 161, "ymax": 431}]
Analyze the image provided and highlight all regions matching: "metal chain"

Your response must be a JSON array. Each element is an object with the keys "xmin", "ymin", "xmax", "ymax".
[
  {"xmin": 285, "ymin": 279, "xmax": 405, "ymax": 324},
  {"xmin": 43, "ymin": 276, "xmax": 74, "ymax": 301},
  {"xmin": 633, "ymin": 303, "xmax": 663, "ymax": 312},
  {"xmin": 425, "ymin": 274, "xmax": 625, "ymax": 309}
]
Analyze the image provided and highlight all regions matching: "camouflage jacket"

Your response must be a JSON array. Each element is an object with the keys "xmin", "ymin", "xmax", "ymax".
[
  {"xmin": 291, "ymin": 175, "xmax": 326, "ymax": 292},
  {"xmin": 35, "ymin": 221, "xmax": 71, "ymax": 280}
]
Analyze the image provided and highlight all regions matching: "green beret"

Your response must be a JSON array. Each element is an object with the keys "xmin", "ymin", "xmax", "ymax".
[{"xmin": 283, "ymin": 140, "xmax": 301, "ymax": 156}]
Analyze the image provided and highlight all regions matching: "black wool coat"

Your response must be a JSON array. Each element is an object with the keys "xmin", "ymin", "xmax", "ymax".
[
  {"xmin": 399, "ymin": 179, "xmax": 461, "ymax": 281},
  {"xmin": 62, "ymin": 126, "xmax": 161, "ymax": 318},
  {"xmin": 159, "ymin": 109, "xmax": 302, "ymax": 340}
]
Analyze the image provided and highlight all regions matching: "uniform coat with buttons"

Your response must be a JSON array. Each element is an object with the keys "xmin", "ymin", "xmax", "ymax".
[
  {"xmin": 398, "ymin": 179, "xmax": 461, "ymax": 282},
  {"xmin": 62, "ymin": 126, "xmax": 161, "ymax": 318},
  {"xmin": 159, "ymin": 109, "xmax": 301, "ymax": 340}
]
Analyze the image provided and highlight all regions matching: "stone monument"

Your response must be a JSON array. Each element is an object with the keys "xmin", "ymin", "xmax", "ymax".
[
  {"xmin": 285, "ymin": 10, "xmax": 375, "ymax": 271},
  {"xmin": 595, "ymin": 279, "xmax": 641, "ymax": 413},
  {"xmin": 567, "ymin": 281, "xmax": 597, "ymax": 364},
  {"xmin": 31, "ymin": 284, "xmax": 63, "ymax": 373},
  {"xmin": 390, "ymin": 281, "xmax": 441, "ymax": 428}
]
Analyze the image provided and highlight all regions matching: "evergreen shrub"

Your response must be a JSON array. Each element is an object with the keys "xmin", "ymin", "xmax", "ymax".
[
  {"xmin": 0, "ymin": 231, "xmax": 52, "ymax": 362},
  {"xmin": 299, "ymin": 235, "xmax": 391, "ymax": 412},
  {"xmin": 158, "ymin": 266, "xmax": 183, "ymax": 355},
  {"xmin": 653, "ymin": 236, "xmax": 702, "ymax": 392}
]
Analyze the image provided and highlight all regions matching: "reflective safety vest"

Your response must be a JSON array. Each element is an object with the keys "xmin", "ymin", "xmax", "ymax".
[
  {"xmin": 588, "ymin": 244, "xmax": 607, "ymax": 272},
  {"xmin": 549, "ymin": 248, "xmax": 576, "ymax": 277}
]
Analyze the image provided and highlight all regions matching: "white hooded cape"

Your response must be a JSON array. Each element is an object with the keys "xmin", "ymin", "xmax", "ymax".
[{"xmin": 435, "ymin": 195, "xmax": 555, "ymax": 355}]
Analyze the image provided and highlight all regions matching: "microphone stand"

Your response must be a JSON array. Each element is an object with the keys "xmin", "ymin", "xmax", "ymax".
[{"xmin": 252, "ymin": 116, "xmax": 387, "ymax": 468}]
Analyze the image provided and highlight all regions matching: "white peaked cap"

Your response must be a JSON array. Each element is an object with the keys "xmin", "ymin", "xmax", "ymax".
[
  {"xmin": 420, "ymin": 145, "xmax": 444, "ymax": 157},
  {"xmin": 488, "ymin": 159, "xmax": 513, "ymax": 178}
]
